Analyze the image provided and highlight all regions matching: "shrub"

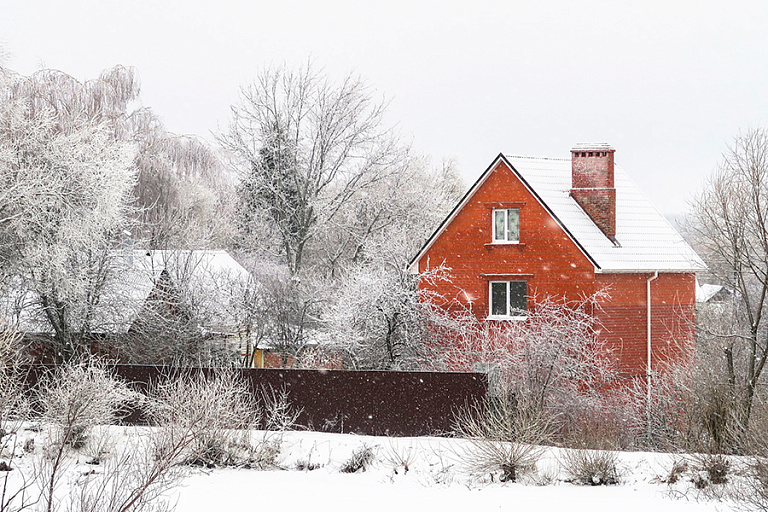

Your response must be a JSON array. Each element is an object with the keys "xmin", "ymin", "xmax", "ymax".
[
  {"xmin": 0, "ymin": 329, "xmax": 29, "ymax": 511},
  {"xmin": 38, "ymin": 359, "xmax": 135, "ymax": 449},
  {"xmin": 382, "ymin": 442, "xmax": 416, "ymax": 475},
  {"xmin": 64, "ymin": 433, "xmax": 185, "ymax": 512},
  {"xmin": 148, "ymin": 370, "xmax": 296, "ymax": 468},
  {"xmin": 659, "ymin": 458, "xmax": 688, "ymax": 484},
  {"xmin": 340, "ymin": 445, "xmax": 375, "ymax": 473},
  {"xmin": 690, "ymin": 453, "xmax": 731, "ymax": 487},
  {"xmin": 742, "ymin": 456, "xmax": 768, "ymax": 510},
  {"xmin": 453, "ymin": 394, "xmax": 547, "ymax": 482},
  {"xmin": 561, "ymin": 448, "xmax": 621, "ymax": 485},
  {"xmin": 34, "ymin": 359, "xmax": 143, "ymax": 512}
]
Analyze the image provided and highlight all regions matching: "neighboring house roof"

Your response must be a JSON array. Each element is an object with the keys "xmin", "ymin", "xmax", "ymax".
[
  {"xmin": 110, "ymin": 249, "xmax": 252, "ymax": 333},
  {"xmin": 1, "ymin": 249, "xmax": 251, "ymax": 334},
  {"xmin": 409, "ymin": 153, "xmax": 705, "ymax": 273},
  {"xmin": 696, "ymin": 282, "xmax": 726, "ymax": 303}
]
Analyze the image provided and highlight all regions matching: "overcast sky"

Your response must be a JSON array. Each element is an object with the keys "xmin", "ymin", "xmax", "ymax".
[{"xmin": 2, "ymin": 0, "xmax": 767, "ymax": 215}]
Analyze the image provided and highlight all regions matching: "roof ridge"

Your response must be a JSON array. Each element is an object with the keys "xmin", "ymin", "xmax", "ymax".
[{"xmin": 505, "ymin": 154, "xmax": 570, "ymax": 162}]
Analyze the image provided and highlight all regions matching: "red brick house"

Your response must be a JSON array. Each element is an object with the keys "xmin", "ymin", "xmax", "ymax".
[{"xmin": 408, "ymin": 144, "xmax": 705, "ymax": 380}]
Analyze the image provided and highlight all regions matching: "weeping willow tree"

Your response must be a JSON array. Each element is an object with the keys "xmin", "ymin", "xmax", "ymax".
[{"xmin": 131, "ymin": 114, "xmax": 234, "ymax": 249}]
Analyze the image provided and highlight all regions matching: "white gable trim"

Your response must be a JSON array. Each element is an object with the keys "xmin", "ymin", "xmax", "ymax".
[{"xmin": 407, "ymin": 154, "xmax": 600, "ymax": 273}]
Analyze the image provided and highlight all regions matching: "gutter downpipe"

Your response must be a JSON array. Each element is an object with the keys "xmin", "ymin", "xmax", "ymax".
[{"xmin": 646, "ymin": 271, "xmax": 659, "ymax": 429}]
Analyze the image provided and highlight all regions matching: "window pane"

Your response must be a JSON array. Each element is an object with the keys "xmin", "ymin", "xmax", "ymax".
[
  {"xmin": 491, "ymin": 282, "xmax": 507, "ymax": 316},
  {"xmin": 494, "ymin": 210, "xmax": 505, "ymax": 241},
  {"xmin": 507, "ymin": 209, "xmax": 519, "ymax": 242},
  {"xmin": 509, "ymin": 281, "xmax": 527, "ymax": 315}
]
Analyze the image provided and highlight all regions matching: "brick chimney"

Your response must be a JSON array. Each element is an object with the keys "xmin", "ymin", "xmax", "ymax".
[{"xmin": 570, "ymin": 143, "xmax": 617, "ymax": 241}]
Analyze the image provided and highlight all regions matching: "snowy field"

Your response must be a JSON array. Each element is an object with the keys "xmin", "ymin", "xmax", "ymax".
[
  {"xmin": 2, "ymin": 426, "xmax": 744, "ymax": 512},
  {"xmin": 173, "ymin": 432, "xmax": 735, "ymax": 512}
]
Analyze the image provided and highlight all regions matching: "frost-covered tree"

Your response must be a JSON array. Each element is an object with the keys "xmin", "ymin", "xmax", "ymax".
[
  {"xmin": 321, "ymin": 159, "xmax": 464, "ymax": 369},
  {"xmin": 314, "ymin": 156, "xmax": 464, "ymax": 277},
  {"xmin": 325, "ymin": 264, "xmax": 430, "ymax": 370},
  {"xmin": 220, "ymin": 62, "xmax": 401, "ymax": 274},
  {"xmin": 0, "ymin": 62, "xmax": 234, "ymax": 361},
  {"xmin": 233, "ymin": 261, "xmax": 324, "ymax": 367},
  {"xmin": 690, "ymin": 127, "xmax": 768, "ymax": 434},
  {"xmin": 0, "ymin": 67, "xmax": 136, "ymax": 360}
]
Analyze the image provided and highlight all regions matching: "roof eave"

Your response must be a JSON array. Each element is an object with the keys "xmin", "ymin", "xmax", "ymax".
[{"xmin": 595, "ymin": 265, "xmax": 707, "ymax": 274}]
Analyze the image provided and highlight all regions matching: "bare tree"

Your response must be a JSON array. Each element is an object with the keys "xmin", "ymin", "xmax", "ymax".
[
  {"xmin": 690, "ymin": 127, "xmax": 768, "ymax": 435},
  {"xmin": 220, "ymin": 62, "xmax": 401, "ymax": 274},
  {"xmin": 231, "ymin": 260, "xmax": 324, "ymax": 368}
]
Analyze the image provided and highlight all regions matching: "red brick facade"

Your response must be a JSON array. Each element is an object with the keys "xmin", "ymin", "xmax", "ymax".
[{"xmin": 414, "ymin": 155, "xmax": 696, "ymax": 381}]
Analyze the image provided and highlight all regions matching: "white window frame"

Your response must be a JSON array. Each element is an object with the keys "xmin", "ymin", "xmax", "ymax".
[
  {"xmin": 492, "ymin": 208, "xmax": 520, "ymax": 244},
  {"xmin": 488, "ymin": 280, "xmax": 527, "ymax": 320}
]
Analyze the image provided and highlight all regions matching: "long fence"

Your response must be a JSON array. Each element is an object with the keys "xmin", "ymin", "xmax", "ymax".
[{"xmin": 21, "ymin": 365, "xmax": 488, "ymax": 437}]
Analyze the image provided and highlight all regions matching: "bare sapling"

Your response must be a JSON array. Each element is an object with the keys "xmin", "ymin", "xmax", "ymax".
[{"xmin": 0, "ymin": 330, "xmax": 36, "ymax": 512}]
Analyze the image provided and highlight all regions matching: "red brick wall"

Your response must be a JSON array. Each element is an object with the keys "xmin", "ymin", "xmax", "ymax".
[
  {"xmin": 596, "ymin": 272, "xmax": 695, "ymax": 380},
  {"xmin": 417, "ymin": 159, "xmax": 696, "ymax": 381}
]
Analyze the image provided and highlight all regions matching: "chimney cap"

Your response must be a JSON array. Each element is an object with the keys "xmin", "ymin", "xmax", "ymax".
[{"xmin": 572, "ymin": 143, "xmax": 615, "ymax": 152}]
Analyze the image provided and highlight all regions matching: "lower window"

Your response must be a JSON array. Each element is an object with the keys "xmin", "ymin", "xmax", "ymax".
[{"xmin": 489, "ymin": 280, "xmax": 527, "ymax": 318}]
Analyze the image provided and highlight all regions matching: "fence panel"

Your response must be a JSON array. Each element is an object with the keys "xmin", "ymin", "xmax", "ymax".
[{"xmin": 20, "ymin": 365, "xmax": 487, "ymax": 437}]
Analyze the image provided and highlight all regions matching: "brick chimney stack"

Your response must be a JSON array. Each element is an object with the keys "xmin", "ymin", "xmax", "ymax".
[{"xmin": 570, "ymin": 143, "xmax": 617, "ymax": 240}]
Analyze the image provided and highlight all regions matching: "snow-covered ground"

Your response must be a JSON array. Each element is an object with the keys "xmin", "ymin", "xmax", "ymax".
[{"xmin": 2, "ymin": 426, "xmax": 744, "ymax": 511}]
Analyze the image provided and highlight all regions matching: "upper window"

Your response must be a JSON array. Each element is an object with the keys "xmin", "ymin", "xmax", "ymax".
[
  {"xmin": 493, "ymin": 208, "xmax": 519, "ymax": 243},
  {"xmin": 489, "ymin": 280, "xmax": 527, "ymax": 319}
]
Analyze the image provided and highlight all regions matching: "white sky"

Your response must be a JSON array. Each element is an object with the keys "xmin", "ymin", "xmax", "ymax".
[{"xmin": 2, "ymin": 0, "xmax": 768, "ymax": 215}]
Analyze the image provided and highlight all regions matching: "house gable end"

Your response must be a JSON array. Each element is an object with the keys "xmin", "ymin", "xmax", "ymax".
[{"xmin": 409, "ymin": 154, "xmax": 600, "ymax": 273}]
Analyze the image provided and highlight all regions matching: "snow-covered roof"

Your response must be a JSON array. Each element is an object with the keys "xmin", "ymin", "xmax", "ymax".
[
  {"xmin": 505, "ymin": 155, "xmax": 705, "ymax": 272},
  {"xmin": 106, "ymin": 249, "xmax": 252, "ymax": 332},
  {"xmin": 409, "ymin": 152, "xmax": 705, "ymax": 273},
  {"xmin": 696, "ymin": 282, "xmax": 724, "ymax": 303}
]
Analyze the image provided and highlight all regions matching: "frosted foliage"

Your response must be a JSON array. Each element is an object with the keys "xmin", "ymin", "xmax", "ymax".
[
  {"xmin": 323, "ymin": 264, "xmax": 452, "ymax": 370},
  {"xmin": 314, "ymin": 156, "xmax": 464, "ymax": 275},
  {"xmin": 0, "ymin": 66, "xmax": 136, "ymax": 358},
  {"xmin": 313, "ymin": 158, "xmax": 463, "ymax": 369}
]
